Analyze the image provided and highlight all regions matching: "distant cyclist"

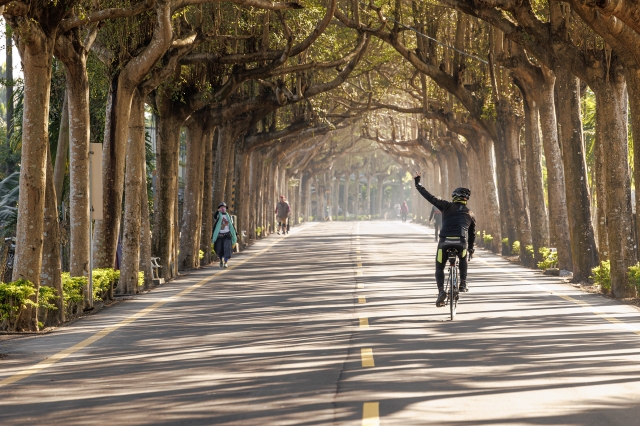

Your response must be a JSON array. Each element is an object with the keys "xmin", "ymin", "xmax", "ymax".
[{"xmin": 414, "ymin": 172, "xmax": 476, "ymax": 307}]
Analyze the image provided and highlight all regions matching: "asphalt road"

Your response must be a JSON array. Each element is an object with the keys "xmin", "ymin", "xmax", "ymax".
[{"xmin": 2, "ymin": 221, "xmax": 640, "ymax": 425}]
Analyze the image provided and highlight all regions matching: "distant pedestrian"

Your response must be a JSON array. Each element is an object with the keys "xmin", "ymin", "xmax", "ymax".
[
  {"xmin": 212, "ymin": 202, "xmax": 237, "ymax": 268},
  {"xmin": 401, "ymin": 201, "xmax": 409, "ymax": 222},
  {"xmin": 275, "ymin": 195, "xmax": 291, "ymax": 235},
  {"xmin": 429, "ymin": 203, "xmax": 442, "ymax": 242}
]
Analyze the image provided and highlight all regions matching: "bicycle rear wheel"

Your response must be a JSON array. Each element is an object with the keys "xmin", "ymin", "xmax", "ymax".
[{"xmin": 450, "ymin": 267, "xmax": 457, "ymax": 320}]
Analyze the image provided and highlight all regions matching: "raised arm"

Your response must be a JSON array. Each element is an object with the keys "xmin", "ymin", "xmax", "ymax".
[{"xmin": 414, "ymin": 173, "xmax": 449, "ymax": 211}]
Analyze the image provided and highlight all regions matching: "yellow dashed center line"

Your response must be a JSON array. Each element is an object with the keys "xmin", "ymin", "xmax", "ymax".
[
  {"xmin": 362, "ymin": 402, "xmax": 380, "ymax": 426},
  {"xmin": 361, "ymin": 348, "xmax": 375, "ymax": 367},
  {"xmin": 358, "ymin": 296, "xmax": 366, "ymax": 304},
  {"xmin": 357, "ymin": 263, "xmax": 363, "ymax": 267},
  {"xmin": 357, "ymin": 284, "xmax": 364, "ymax": 289},
  {"xmin": 359, "ymin": 318, "xmax": 369, "ymax": 328}
]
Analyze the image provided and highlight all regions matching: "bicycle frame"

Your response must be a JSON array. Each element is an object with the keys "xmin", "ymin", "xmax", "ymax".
[{"xmin": 445, "ymin": 248, "xmax": 460, "ymax": 320}]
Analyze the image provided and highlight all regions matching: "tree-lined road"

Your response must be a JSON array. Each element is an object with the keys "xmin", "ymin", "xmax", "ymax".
[{"xmin": 2, "ymin": 221, "xmax": 640, "ymax": 425}]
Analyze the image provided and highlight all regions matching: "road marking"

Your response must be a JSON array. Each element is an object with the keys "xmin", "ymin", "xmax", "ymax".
[
  {"xmin": 357, "ymin": 262, "xmax": 362, "ymax": 267},
  {"xmin": 356, "ymin": 256, "xmax": 361, "ymax": 260},
  {"xmin": 361, "ymin": 348, "xmax": 375, "ymax": 367},
  {"xmin": 0, "ymin": 227, "xmax": 306, "ymax": 389},
  {"xmin": 480, "ymin": 258, "xmax": 640, "ymax": 336},
  {"xmin": 357, "ymin": 284, "xmax": 364, "ymax": 289},
  {"xmin": 362, "ymin": 402, "xmax": 380, "ymax": 426},
  {"xmin": 359, "ymin": 318, "xmax": 369, "ymax": 328},
  {"xmin": 356, "ymin": 271, "xmax": 363, "ymax": 276},
  {"xmin": 358, "ymin": 296, "xmax": 366, "ymax": 304}
]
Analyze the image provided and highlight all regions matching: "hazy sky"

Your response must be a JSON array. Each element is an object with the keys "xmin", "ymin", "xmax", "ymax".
[{"xmin": 0, "ymin": 18, "xmax": 24, "ymax": 79}]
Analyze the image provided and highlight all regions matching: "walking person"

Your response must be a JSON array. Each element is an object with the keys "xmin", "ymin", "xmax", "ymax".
[
  {"xmin": 275, "ymin": 195, "xmax": 291, "ymax": 235},
  {"xmin": 400, "ymin": 201, "xmax": 409, "ymax": 223},
  {"xmin": 212, "ymin": 202, "xmax": 237, "ymax": 268},
  {"xmin": 429, "ymin": 204, "xmax": 442, "ymax": 242}
]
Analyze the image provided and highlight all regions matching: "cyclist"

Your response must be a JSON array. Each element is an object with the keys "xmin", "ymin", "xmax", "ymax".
[{"xmin": 414, "ymin": 172, "xmax": 476, "ymax": 307}]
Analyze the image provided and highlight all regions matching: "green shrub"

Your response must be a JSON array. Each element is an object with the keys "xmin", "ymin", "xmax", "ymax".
[
  {"xmin": 0, "ymin": 279, "xmax": 37, "ymax": 329},
  {"xmin": 483, "ymin": 234, "xmax": 494, "ymax": 245},
  {"xmin": 502, "ymin": 238, "xmax": 509, "ymax": 245},
  {"xmin": 537, "ymin": 247, "xmax": 558, "ymax": 270},
  {"xmin": 138, "ymin": 271, "xmax": 144, "ymax": 287},
  {"xmin": 525, "ymin": 244, "xmax": 534, "ymax": 259},
  {"xmin": 38, "ymin": 286, "xmax": 58, "ymax": 311},
  {"xmin": 61, "ymin": 273, "xmax": 85, "ymax": 315},
  {"xmin": 199, "ymin": 250, "xmax": 204, "ymax": 260},
  {"xmin": 38, "ymin": 285, "xmax": 59, "ymax": 326},
  {"xmin": 591, "ymin": 260, "xmax": 611, "ymax": 292},
  {"xmin": 93, "ymin": 268, "xmax": 119, "ymax": 300},
  {"xmin": 512, "ymin": 241, "xmax": 520, "ymax": 255},
  {"xmin": 627, "ymin": 262, "xmax": 640, "ymax": 293}
]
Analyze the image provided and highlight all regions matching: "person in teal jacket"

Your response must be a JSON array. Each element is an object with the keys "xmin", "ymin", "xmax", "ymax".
[{"xmin": 212, "ymin": 202, "xmax": 238, "ymax": 268}]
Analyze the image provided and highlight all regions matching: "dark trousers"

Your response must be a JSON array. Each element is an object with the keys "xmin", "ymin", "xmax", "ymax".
[
  {"xmin": 215, "ymin": 233, "xmax": 233, "ymax": 261},
  {"xmin": 435, "ymin": 237, "xmax": 468, "ymax": 290}
]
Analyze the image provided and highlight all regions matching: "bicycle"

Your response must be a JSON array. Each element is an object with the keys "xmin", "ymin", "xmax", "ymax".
[{"xmin": 444, "ymin": 247, "xmax": 460, "ymax": 320}]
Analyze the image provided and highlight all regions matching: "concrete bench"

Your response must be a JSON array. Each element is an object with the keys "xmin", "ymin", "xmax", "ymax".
[{"xmin": 151, "ymin": 257, "xmax": 165, "ymax": 285}]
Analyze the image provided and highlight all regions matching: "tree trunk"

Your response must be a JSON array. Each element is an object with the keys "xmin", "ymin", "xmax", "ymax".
[
  {"xmin": 92, "ymin": 0, "xmax": 172, "ymax": 271},
  {"xmin": 594, "ymin": 106, "xmax": 609, "ymax": 262},
  {"xmin": 477, "ymin": 137, "xmax": 501, "ymax": 253},
  {"xmin": 455, "ymin": 146, "xmax": 470, "ymax": 189},
  {"xmin": 41, "ymin": 144, "xmax": 63, "ymax": 326},
  {"xmin": 237, "ymin": 149, "xmax": 251, "ymax": 248},
  {"xmin": 594, "ymin": 77, "xmax": 637, "ymax": 297},
  {"xmin": 213, "ymin": 125, "xmax": 234, "ymax": 208},
  {"xmin": 200, "ymin": 124, "xmax": 216, "ymax": 264},
  {"xmin": 179, "ymin": 114, "xmax": 207, "ymax": 271},
  {"xmin": 152, "ymin": 94, "xmax": 187, "ymax": 280},
  {"xmin": 538, "ymin": 68, "xmax": 573, "ymax": 271},
  {"xmin": 139, "ymin": 160, "xmax": 153, "ymax": 290},
  {"xmin": 555, "ymin": 67, "xmax": 598, "ymax": 282},
  {"xmin": 496, "ymin": 102, "xmax": 533, "ymax": 265},
  {"xmin": 120, "ymin": 89, "xmax": 145, "ymax": 294},
  {"xmin": 12, "ymin": 28, "xmax": 55, "ymax": 331},
  {"xmin": 366, "ymin": 175, "xmax": 372, "ymax": 216},
  {"xmin": 343, "ymin": 173, "xmax": 350, "ymax": 219},
  {"xmin": 6, "ymin": 21, "xmax": 13, "ymax": 149},
  {"xmin": 377, "ymin": 175, "xmax": 384, "ymax": 217},
  {"xmin": 63, "ymin": 51, "xmax": 91, "ymax": 292},
  {"xmin": 53, "ymin": 92, "xmax": 69, "ymax": 206},
  {"xmin": 92, "ymin": 74, "xmax": 133, "ymax": 270},
  {"xmin": 248, "ymin": 151, "xmax": 258, "ymax": 238},
  {"xmin": 521, "ymin": 91, "xmax": 549, "ymax": 263},
  {"xmin": 301, "ymin": 173, "xmax": 311, "ymax": 221},
  {"xmin": 437, "ymin": 154, "xmax": 450, "ymax": 200},
  {"xmin": 625, "ymin": 68, "xmax": 640, "ymax": 262},
  {"xmin": 492, "ymin": 126, "xmax": 514, "ymax": 252}
]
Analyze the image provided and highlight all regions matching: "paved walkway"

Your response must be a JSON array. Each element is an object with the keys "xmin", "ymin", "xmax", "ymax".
[{"xmin": 2, "ymin": 221, "xmax": 640, "ymax": 425}]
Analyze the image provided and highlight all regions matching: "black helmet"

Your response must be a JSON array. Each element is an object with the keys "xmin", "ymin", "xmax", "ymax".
[
  {"xmin": 451, "ymin": 187, "xmax": 471, "ymax": 201},
  {"xmin": 218, "ymin": 202, "xmax": 227, "ymax": 208}
]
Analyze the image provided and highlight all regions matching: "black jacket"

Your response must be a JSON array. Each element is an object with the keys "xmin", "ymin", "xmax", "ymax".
[{"xmin": 415, "ymin": 178, "xmax": 476, "ymax": 249}]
